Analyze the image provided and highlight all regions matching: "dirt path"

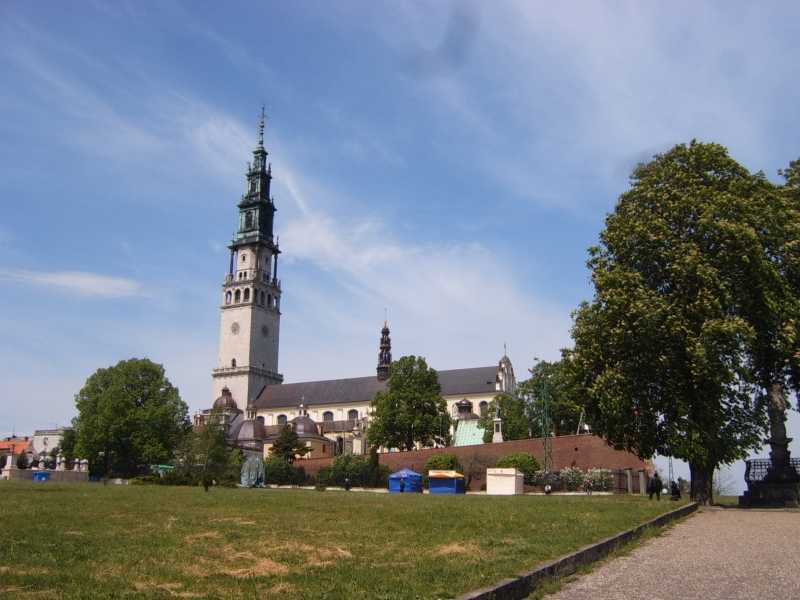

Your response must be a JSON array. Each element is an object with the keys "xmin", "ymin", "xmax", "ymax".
[{"xmin": 549, "ymin": 507, "xmax": 800, "ymax": 600}]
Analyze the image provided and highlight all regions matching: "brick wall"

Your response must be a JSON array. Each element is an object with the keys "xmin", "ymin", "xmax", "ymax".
[{"xmin": 298, "ymin": 434, "xmax": 648, "ymax": 490}]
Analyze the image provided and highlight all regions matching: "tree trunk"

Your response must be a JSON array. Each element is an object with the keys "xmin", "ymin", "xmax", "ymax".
[{"xmin": 689, "ymin": 462, "xmax": 713, "ymax": 504}]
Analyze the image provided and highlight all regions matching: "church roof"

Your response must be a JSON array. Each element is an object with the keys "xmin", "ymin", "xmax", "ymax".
[{"xmin": 253, "ymin": 366, "xmax": 498, "ymax": 410}]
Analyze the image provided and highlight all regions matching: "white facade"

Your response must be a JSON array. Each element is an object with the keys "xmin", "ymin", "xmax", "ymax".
[{"xmin": 486, "ymin": 468, "xmax": 524, "ymax": 495}]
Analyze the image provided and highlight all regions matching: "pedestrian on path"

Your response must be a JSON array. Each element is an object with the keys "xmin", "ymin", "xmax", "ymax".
[{"xmin": 648, "ymin": 473, "xmax": 662, "ymax": 500}]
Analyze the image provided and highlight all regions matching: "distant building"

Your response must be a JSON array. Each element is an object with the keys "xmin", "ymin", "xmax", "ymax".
[
  {"xmin": 193, "ymin": 115, "xmax": 516, "ymax": 458},
  {"xmin": 31, "ymin": 428, "xmax": 70, "ymax": 459},
  {"xmin": 0, "ymin": 436, "xmax": 32, "ymax": 461}
]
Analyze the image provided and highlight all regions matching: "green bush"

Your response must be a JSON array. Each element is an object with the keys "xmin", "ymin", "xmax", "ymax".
[
  {"xmin": 316, "ymin": 455, "xmax": 390, "ymax": 488},
  {"xmin": 495, "ymin": 453, "xmax": 541, "ymax": 485},
  {"xmin": 423, "ymin": 454, "xmax": 462, "ymax": 475},
  {"xmin": 263, "ymin": 456, "xmax": 305, "ymax": 485},
  {"xmin": 560, "ymin": 467, "xmax": 585, "ymax": 491}
]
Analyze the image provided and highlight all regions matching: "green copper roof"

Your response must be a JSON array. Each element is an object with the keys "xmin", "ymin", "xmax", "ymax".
[{"xmin": 453, "ymin": 419, "xmax": 485, "ymax": 447}]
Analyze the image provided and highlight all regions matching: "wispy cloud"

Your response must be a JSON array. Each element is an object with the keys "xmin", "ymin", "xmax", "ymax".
[{"xmin": 0, "ymin": 269, "xmax": 144, "ymax": 298}]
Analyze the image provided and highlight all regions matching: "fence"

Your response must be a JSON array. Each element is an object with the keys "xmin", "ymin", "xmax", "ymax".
[{"xmin": 744, "ymin": 458, "xmax": 800, "ymax": 482}]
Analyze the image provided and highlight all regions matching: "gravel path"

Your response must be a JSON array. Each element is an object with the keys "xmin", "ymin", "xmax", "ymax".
[{"xmin": 549, "ymin": 507, "xmax": 800, "ymax": 600}]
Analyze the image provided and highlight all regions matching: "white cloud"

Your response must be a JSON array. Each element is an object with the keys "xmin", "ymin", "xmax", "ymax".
[{"xmin": 0, "ymin": 269, "xmax": 144, "ymax": 298}]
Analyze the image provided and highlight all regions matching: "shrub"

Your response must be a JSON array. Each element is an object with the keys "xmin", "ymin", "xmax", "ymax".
[
  {"xmin": 561, "ymin": 467, "xmax": 585, "ymax": 491},
  {"xmin": 495, "ymin": 453, "xmax": 541, "ymax": 485},
  {"xmin": 423, "ymin": 454, "xmax": 462, "ymax": 475},
  {"xmin": 585, "ymin": 468, "xmax": 612, "ymax": 491},
  {"xmin": 263, "ymin": 456, "xmax": 305, "ymax": 485},
  {"xmin": 316, "ymin": 455, "xmax": 389, "ymax": 488}
]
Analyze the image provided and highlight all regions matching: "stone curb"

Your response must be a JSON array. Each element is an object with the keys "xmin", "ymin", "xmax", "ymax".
[{"xmin": 457, "ymin": 502, "xmax": 699, "ymax": 600}]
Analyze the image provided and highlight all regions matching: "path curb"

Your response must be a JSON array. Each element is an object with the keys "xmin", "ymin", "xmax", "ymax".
[{"xmin": 457, "ymin": 502, "xmax": 699, "ymax": 600}]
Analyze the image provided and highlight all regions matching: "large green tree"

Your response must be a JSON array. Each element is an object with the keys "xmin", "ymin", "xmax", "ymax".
[
  {"xmin": 522, "ymin": 359, "xmax": 583, "ymax": 436},
  {"xmin": 368, "ymin": 355, "xmax": 451, "ymax": 451},
  {"xmin": 478, "ymin": 393, "xmax": 530, "ymax": 443},
  {"xmin": 269, "ymin": 425, "xmax": 310, "ymax": 464},
  {"xmin": 571, "ymin": 141, "xmax": 769, "ymax": 503},
  {"xmin": 73, "ymin": 358, "xmax": 190, "ymax": 477}
]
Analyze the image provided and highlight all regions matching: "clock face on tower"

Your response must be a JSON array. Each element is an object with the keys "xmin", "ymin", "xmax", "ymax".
[{"xmin": 230, "ymin": 322, "xmax": 240, "ymax": 335}]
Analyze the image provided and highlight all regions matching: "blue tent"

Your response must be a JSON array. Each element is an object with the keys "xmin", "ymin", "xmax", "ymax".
[
  {"xmin": 428, "ymin": 470, "xmax": 466, "ymax": 495},
  {"xmin": 388, "ymin": 468, "xmax": 423, "ymax": 493}
]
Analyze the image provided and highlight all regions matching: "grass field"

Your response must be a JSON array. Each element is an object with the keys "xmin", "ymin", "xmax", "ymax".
[{"xmin": 0, "ymin": 482, "xmax": 683, "ymax": 599}]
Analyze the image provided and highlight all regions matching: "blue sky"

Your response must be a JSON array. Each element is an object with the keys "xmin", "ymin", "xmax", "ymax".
[{"xmin": 1, "ymin": 1, "xmax": 798, "ymax": 491}]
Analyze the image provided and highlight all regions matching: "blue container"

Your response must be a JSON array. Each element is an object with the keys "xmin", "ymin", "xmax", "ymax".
[
  {"xmin": 388, "ymin": 468, "xmax": 423, "ymax": 493},
  {"xmin": 33, "ymin": 471, "xmax": 51, "ymax": 482},
  {"xmin": 428, "ymin": 475, "xmax": 466, "ymax": 495}
]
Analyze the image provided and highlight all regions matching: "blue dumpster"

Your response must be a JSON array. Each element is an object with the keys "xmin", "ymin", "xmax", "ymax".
[
  {"xmin": 388, "ymin": 468, "xmax": 423, "ymax": 493},
  {"xmin": 33, "ymin": 471, "xmax": 51, "ymax": 482},
  {"xmin": 428, "ymin": 470, "xmax": 465, "ymax": 495}
]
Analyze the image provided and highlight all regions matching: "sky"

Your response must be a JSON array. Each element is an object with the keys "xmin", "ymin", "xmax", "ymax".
[{"xmin": 1, "ymin": 1, "xmax": 798, "ymax": 492}]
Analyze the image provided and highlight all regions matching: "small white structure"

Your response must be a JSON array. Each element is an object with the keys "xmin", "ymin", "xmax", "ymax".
[{"xmin": 486, "ymin": 468, "xmax": 524, "ymax": 495}]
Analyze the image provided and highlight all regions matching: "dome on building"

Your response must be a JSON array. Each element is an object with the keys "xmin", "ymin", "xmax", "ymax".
[
  {"xmin": 213, "ymin": 387, "xmax": 239, "ymax": 412},
  {"xmin": 291, "ymin": 414, "xmax": 319, "ymax": 437},
  {"xmin": 237, "ymin": 418, "xmax": 266, "ymax": 441}
]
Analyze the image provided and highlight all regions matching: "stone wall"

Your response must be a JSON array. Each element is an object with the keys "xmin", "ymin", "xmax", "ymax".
[
  {"xmin": 2, "ymin": 469, "xmax": 89, "ymax": 483},
  {"xmin": 297, "ymin": 434, "xmax": 648, "ymax": 490}
]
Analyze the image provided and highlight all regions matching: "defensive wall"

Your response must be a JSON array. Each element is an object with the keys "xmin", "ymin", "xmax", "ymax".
[{"xmin": 299, "ymin": 434, "xmax": 649, "ymax": 491}]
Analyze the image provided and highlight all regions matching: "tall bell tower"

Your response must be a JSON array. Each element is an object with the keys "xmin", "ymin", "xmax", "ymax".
[{"xmin": 212, "ymin": 109, "xmax": 283, "ymax": 410}]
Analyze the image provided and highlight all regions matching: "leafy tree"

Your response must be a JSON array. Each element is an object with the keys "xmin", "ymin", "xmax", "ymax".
[
  {"xmin": 368, "ymin": 356, "xmax": 451, "ymax": 451},
  {"xmin": 478, "ymin": 393, "xmax": 530, "ymax": 443},
  {"xmin": 59, "ymin": 428, "xmax": 77, "ymax": 464},
  {"xmin": 16, "ymin": 452, "xmax": 29, "ymax": 469},
  {"xmin": 522, "ymin": 359, "xmax": 583, "ymax": 436},
  {"xmin": 570, "ymin": 141, "xmax": 769, "ymax": 503},
  {"xmin": 269, "ymin": 425, "xmax": 310, "ymax": 463},
  {"xmin": 192, "ymin": 417, "xmax": 230, "ymax": 491},
  {"xmin": 496, "ymin": 452, "xmax": 541, "ymax": 485},
  {"xmin": 72, "ymin": 358, "xmax": 190, "ymax": 477},
  {"xmin": 423, "ymin": 453, "xmax": 462, "ymax": 474},
  {"xmin": 728, "ymin": 159, "xmax": 800, "ymax": 488}
]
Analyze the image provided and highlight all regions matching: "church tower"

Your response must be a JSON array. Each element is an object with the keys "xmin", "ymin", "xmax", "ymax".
[
  {"xmin": 377, "ymin": 321, "xmax": 392, "ymax": 380},
  {"xmin": 212, "ymin": 109, "xmax": 283, "ymax": 410}
]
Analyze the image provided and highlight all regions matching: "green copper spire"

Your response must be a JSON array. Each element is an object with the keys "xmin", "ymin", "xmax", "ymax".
[{"xmin": 235, "ymin": 108, "xmax": 276, "ymax": 244}]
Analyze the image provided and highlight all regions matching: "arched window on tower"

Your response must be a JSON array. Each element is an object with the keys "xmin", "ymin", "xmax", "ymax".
[
  {"xmin": 245, "ymin": 211, "xmax": 254, "ymax": 229},
  {"xmin": 231, "ymin": 358, "xmax": 237, "ymax": 368},
  {"xmin": 348, "ymin": 409, "xmax": 359, "ymax": 421},
  {"xmin": 277, "ymin": 414, "xmax": 287, "ymax": 426},
  {"xmin": 225, "ymin": 291, "xmax": 232, "ymax": 305},
  {"xmin": 260, "ymin": 291, "xmax": 266, "ymax": 305},
  {"xmin": 267, "ymin": 294, "xmax": 272, "ymax": 308},
  {"xmin": 234, "ymin": 289, "xmax": 241, "ymax": 303},
  {"xmin": 323, "ymin": 411, "xmax": 334, "ymax": 422},
  {"xmin": 244, "ymin": 288, "xmax": 250, "ymax": 302},
  {"xmin": 479, "ymin": 401, "xmax": 488, "ymax": 417}
]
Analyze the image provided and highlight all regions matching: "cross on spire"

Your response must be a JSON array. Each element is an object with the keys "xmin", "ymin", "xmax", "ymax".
[{"xmin": 258, "ymin": 105, "xmax": 266, "ymax": 147}]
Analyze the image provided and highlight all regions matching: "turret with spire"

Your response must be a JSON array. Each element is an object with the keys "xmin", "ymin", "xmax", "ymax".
[{"xmin": 377, "ymin": 320, "xmax": 392, "ymax": 380}]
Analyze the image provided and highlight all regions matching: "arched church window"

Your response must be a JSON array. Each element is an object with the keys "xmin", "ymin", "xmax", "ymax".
[
  {"xmin": 267, "ymin": 294, "xmax": 272, "ymax": 308},
  {"xmin": 244, "ymin": 288, "xmax": 250, "ymax": 302},
  {"xmin": 225, "ymin": 291, "xmax": 231, "ymax": 305},
  {"xmin": 245, "ymin": 211, "xmax": 253, "ymax": 229},
  {"xmin": 479, "ymin": 401, "xmax": 488, "ymax": 417},
  {"xmin": 277, "ymin": 414, "xmax": 287, "ymax": 426},
  {"xmin": 231, "ymin": 358, "xmax": 237, "ymax": 368},
  {"xmin": 323, "ymin": 411, "xmax": 334, "ymax": 422},
  {"xmin": 234, "ymin": 289, "xmax": 241, "ymax": 303},
  {"xmin": 348, "ymin": 409, "xmax": 359, "ymax": 421},
  {"xmin": 260, "ymin": 291, "xmax": 266, "ymax": 305}
]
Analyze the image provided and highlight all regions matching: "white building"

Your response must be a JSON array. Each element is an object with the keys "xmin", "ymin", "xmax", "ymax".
[{"xmin": 194, "ymin": 114, "xmax": 517, "ymax": 457}]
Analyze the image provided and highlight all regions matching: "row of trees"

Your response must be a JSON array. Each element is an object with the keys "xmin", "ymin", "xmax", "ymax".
[{"xmin": 568, "ymin": 143, "xmax": 800, "ymax": 503}]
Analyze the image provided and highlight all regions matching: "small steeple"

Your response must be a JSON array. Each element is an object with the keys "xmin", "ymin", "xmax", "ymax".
[{"xmin": 377, "ymin": 317, "xmax": 392, "ymax": 381}]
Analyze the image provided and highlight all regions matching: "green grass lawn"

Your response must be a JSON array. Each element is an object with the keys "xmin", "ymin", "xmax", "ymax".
[{"xmin": 0, "ymin": 482, "xmax": 683, "ymax": 599}]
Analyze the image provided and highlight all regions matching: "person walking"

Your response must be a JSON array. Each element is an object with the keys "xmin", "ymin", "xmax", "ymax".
[{"xmin": 648, "ymin": 473, "xmax": 662, "ymax": 500}]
